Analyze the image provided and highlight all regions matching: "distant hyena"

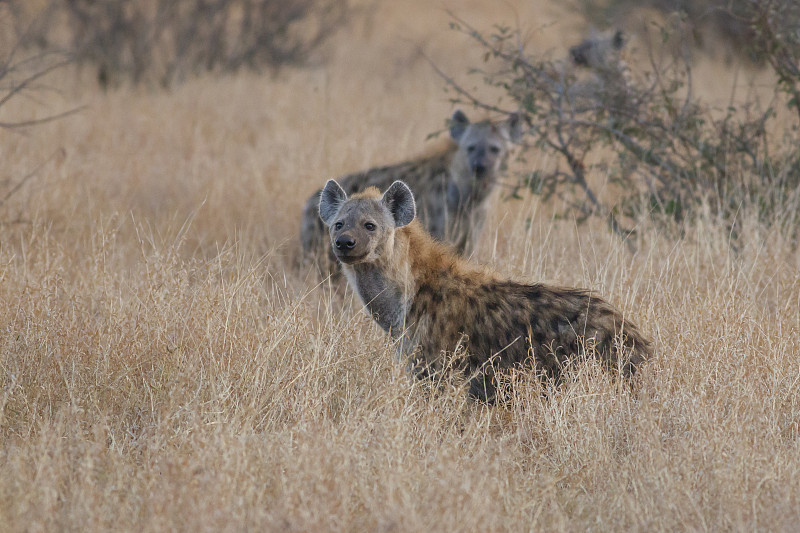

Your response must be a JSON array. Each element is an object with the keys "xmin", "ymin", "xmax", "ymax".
[
  {"xmin": 566, "ymin": 30, "xmax": 630, "ymax": 111},
  {"xmin": 318, "ymin": 179, "xmax": 651, "ymax": 402},
  {"xmin": 300, "ymin": 110, "xmax": 522, "ymax": 273}
]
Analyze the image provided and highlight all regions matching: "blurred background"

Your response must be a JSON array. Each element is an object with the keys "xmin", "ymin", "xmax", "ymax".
[{"xmin": 1, "ymin": 0, "xmax": 797, "ymax": 264}]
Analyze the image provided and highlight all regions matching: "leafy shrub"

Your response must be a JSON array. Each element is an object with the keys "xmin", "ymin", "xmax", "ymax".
[{"xmin": 443, "ymin": 1, "xmax": 800, "ymax": 245}]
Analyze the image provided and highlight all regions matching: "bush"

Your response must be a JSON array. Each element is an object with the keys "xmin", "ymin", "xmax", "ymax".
[
  {"xmin": 442, "ymin": 1, "xmax": 800, "ymax": 246},
  {"xmin": 9, "ymin": 0, "xmax": 349, "ymax": 88},
  {"xmin": 576, "ymin": 0, "xmax": 799, "ymax": 64}
]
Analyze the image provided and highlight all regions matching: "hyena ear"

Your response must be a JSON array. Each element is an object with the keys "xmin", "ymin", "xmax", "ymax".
[
  {"xmin": 506, "ymin": 112, "xmax": 524, "ymax": 143},
  {"xmin": 319, "ymin": 179, "xmax": 347, "ymax": 226},
  {"xmin": 382, "ymin": 181, "xmax": 416, "ymax": 228},
  {"xmin": 449, "ymin": 110, "xmax": 470, "ymax": 141},
  {"xmin": 569, "ymin": 40, "xmax": 590, "ymax": 66},
  {"xmin": 612, "ymin": 29, "xmax": 626, "ymax": 50}
]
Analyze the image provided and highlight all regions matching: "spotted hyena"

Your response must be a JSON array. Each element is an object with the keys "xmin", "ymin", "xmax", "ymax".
[
  {"xmin": 566, "ymin": 30, "xmax": 630, "ymax": 110},
  {"xmin": 300, "ymin": 110, "xmax": 522, "ymax": 273},
  {"xmin": 318, "ymin": 179, "xmax": 650, "ymax": 402}
]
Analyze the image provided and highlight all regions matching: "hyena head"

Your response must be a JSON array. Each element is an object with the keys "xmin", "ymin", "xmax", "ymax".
[
  {"xmin": 569, "ymin": 30, "xmax": 626, "ymax": 70},
  {"xmin": 319, "ymin": 179, "xmax": 415, "ymax": 265},
  {"xmin": 449, "ymin": 110, "xmax": 523, "ymax": 189}
]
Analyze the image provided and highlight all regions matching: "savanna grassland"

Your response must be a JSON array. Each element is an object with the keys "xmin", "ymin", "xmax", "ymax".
[{"xmin": 1, "ymin": 1, "xmax": 800, "ymax": 531}]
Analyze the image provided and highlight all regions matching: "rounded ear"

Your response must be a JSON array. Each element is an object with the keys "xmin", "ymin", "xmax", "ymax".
[
  {"xmin": 506, "ymin": 112, "xmax": 524, "ymax": 143},
  {"xmin": 382, "ymin": 181, "xmax": 416, "ymax": 228},
  {"xmin": 612, "ymin": 30, "xmax": 626, "ymax": 50},
  {"xmin": 569, "ymin": 40, "xmax": 590, "ymax": 66},
  {"xmin": 318, "ymin": 179, "xmax": 348, "ymax": 226},
  {"xmin": 449, "ymin": 110, "xmax": 470, "ymax": 141}
]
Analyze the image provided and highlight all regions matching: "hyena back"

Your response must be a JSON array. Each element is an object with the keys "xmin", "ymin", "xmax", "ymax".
[
  {"xmin": 300, "ymin": 110, "xmax": 522, "ymax": 273},
  {"xmin": 318, "ymin": 179, "xmax": 651, "ymax": 402}
]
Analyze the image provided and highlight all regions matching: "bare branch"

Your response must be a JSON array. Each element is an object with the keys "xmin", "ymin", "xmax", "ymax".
[{"xmin": 0, "ymin": 148, "xmax": 64, "ymax": 209}]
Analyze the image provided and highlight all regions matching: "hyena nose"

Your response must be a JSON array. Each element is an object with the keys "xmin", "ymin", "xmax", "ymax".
[
  {"xmin": 473, "ymin": 164, "xmax": 488, "ymax": 176},
  {"xmin": 335, "ymin": 235, "xmax": 356, "ymax": 250}
]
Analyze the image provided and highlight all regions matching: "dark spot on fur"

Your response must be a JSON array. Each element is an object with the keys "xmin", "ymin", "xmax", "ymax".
[{"xmin": 522, "ymin": 284, "xmax": 544, "ymax": 300}]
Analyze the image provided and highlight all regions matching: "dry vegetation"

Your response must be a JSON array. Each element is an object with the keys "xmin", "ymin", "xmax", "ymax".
[{"xmin": 1, "ymin": 1, "xmax": 799, "ymax": 531}]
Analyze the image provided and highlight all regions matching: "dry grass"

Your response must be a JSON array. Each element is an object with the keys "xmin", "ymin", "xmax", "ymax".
[{"xmin": 1, "ymin": 1, "xmax": 799, "ymax": 531}]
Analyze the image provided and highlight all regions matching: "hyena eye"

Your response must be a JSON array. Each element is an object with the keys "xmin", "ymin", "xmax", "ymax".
[
  {"xmin": 489, "ymin": 145, "xmax": 500, "ymax": 154},
  {"xmin": 364, "ymin": 222, "xmax": 376, "ymax": 231},
  {"xmin": 467, "ymin": 145, "xmax": 476, "ymax": 153},
  {"xmin": 334, "ymin": 222, "xmax": 343, "ymax": 230}
]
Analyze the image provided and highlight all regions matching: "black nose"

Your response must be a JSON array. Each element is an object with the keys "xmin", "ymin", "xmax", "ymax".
[
  {"xmin": 474, "ymin": 164, "xmax": 488, "ymax": 176},
  {"xmin": 335, "ymin": 236, "xmax": 356, "ymax": 250}
]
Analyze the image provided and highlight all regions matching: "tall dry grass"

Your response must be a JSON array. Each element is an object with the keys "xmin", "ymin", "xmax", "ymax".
[{"xmin": 1, "ymin": 1, "xmax": 799, "ymax": 531}]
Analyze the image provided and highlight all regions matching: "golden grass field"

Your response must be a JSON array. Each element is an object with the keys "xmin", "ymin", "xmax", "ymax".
[{"xmin": 1, "ymin": 0, "xmax": 799, "ymax": 531}]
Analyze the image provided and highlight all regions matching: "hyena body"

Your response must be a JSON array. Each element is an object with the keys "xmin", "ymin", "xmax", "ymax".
[
  {"xmin": 300, "ymin": 110, "xmax": 522, "ymax": 272},
  {"xmin": 319, "ymin": 180, "xmax": 650, "ymax": 402}
]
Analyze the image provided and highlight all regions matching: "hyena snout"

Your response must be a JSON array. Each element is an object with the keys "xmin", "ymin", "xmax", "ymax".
[
  {"xmin": 472, "ymin": 161, "xmax": 488, "ymax": 178},
  {"xmin": 468, "ymin": 147, "xmax": 500, "ymax": 179},
  {"xmin": 334, "ymin": 233, "xmax": 356, "ymax": 250},
  {"xmin": 330, "ymin": 228, "xmax": 371, "ymax": 263}
]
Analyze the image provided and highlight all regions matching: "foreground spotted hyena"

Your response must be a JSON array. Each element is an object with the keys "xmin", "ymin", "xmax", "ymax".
[
  {"xmin": 300, "ymin": 110, "xmax": 522, "ymax": 273},
  {"xmin": 318, "ymin": 179, "xmax": 650, "ymax": 402}
]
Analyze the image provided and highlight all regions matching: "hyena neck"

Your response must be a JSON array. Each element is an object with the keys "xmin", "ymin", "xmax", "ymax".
[
  {"xmin": 343, "ymin": 263, "xmax": 406, "ymax": 335},
  {"xmin": 446, "ymin": 157, "xmax": 502, "ymax": 212},
  {"xmin": 341, "ymin": 233, "xmax": 416, "ymax": 337},
  {"xmin": 342, "ymin": 220, "xmax": 485, "ymax": 335}
]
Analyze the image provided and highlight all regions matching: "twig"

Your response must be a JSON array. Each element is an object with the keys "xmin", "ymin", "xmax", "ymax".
[
  {"xmin": 0, "ymin": 105, "xmax": 86, "ymax": 130},
  {"xmin": 0, "ymin": 148, "xmax": 65, "ymax": 209}
]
